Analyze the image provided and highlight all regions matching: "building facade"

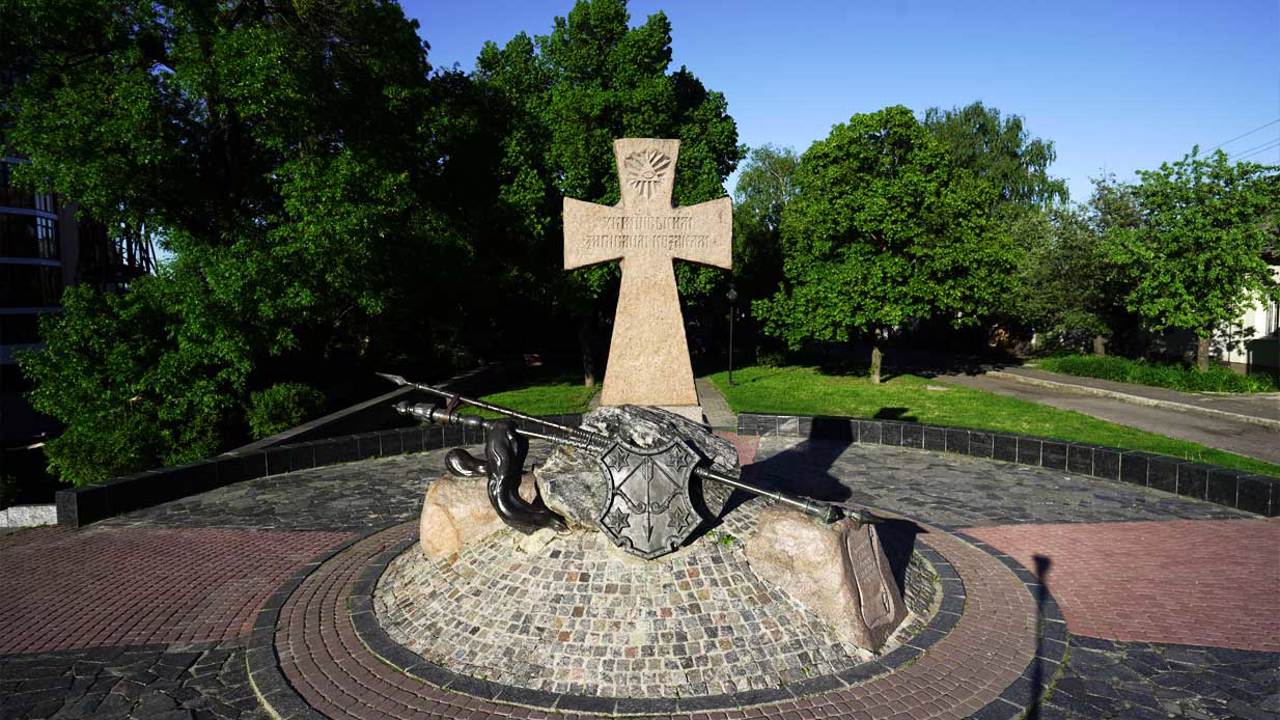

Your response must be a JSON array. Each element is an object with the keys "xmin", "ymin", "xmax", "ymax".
[
  {"xmin": 1, "ymin": 156, "xmax": 65, "ymax": 445},
  {"xmin": 1220, "ymin": 264, "xmax": 1280, "ymax": 374},
  {"xmin": 0, "ymin": 156, "xmax": 154, "ymax": 447}
]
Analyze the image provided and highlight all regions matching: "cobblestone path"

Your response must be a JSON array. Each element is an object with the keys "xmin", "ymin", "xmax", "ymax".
[{"xmin": 0, "ymin": 438, "xmax": 1275, "ymax": 719}]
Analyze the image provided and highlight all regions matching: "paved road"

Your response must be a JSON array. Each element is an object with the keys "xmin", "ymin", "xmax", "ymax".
[{"xmin": 944, "ymin": 371, "xmax": 1280, "ymax": 466}]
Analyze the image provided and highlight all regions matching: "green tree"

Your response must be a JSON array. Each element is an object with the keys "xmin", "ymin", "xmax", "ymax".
[
  {"xmin": 924, "ymin": 101, "xmax": 1070, "ymax": 334},
  {"xmin": 472, "ymin": 0, "xmax": 741, "ymax": 384},
  {"xmin": 922, "ymin": 101, "xmax": 1067, "ymax": 208},
  {"xmin": 732, "ymin": 144, "xmax": 798, "ymax": 304},
  {"xmin": 1106, "ymin": 148, "xmax": 1280, "ymax": 370},
  {"xmin": 755, "ymin": 106, "xmax": 1017, "ymax": 382},
  {"xmin": 4, "ymin": 0, "xmax": 465, "ymax": 484},
  {"xmin": 1016, "ymin": 205, "xmax": 1127, "ymax": 354}
]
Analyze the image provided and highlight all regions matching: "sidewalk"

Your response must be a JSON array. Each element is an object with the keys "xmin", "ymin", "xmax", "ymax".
[
  {"xmin": 944, "ymin": 369, "xmax": 1280, "ymax": 466},
  {"xmin": 695, "ymin": 377, "xmax": 737, "ymax": 430},
  {"xmin": 996, "ymin": 366, "xmax": 1280, "ymax": 426}
]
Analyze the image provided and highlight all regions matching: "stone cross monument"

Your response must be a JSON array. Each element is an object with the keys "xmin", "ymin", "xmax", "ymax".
[{"xmin": 564, "ymin": 139, "xmax": 731, "ymax": 413}]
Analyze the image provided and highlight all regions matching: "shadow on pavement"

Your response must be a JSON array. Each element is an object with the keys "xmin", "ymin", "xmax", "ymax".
[
  {"xmin": 1028, "ymin": 553, "xmax": 1052, "ymax": 719},
  {"xmin": 717, "ymin": 433, "xmax": 923, "ymax": 591}
]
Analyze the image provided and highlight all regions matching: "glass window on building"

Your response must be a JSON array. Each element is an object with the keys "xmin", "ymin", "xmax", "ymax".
[
  {"xmin": 0, "ymin": 264, "xmax": 62, "ymax": 306},
  {"xmin": 0, "ymin": 214, "xmax": 59, "ymax": 259},
  {"xmin": 0, "ymin": 161, "xmax": 57, "ymax": 213}
]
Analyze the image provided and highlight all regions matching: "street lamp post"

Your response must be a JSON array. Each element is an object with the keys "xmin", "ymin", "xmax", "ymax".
[{"xmin": 727, "ymin": 285, "xmax": 738, "ymax": 386}]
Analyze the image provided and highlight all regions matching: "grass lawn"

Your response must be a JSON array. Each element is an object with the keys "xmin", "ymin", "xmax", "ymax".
[
  {"xmin": 467, "ymin": 374, "xmax": 598, "ymax": 418},
  {"xmin": 708, "ymin": 365, "xmax": 1280, "ymax": 477}
]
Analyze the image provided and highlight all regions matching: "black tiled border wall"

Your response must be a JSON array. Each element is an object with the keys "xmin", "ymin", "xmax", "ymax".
[
  {"xmin": 56, "ymin": 414, "xmax": 584, "ymax": 528},
  {"xmin": 739, "ymin": 413, "xmax": 1279, "ymax": 517}
]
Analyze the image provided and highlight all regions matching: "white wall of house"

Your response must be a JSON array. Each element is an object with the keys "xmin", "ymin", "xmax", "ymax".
[{"xmin": 1218, "ymin": 264, "xmax": 1280, "ymax": 371}]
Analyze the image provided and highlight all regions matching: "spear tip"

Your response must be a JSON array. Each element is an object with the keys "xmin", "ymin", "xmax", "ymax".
[{"xmin": 376, "ymin": 371, "xmax": 409, "ymax": 386}]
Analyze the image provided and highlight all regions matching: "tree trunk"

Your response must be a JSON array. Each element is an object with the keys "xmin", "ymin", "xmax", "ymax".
[
  {"xmin": 578, "ymin": 319, "xmax": 596, "ymax": 388},
  {"xmin": 1196, "ymin": 336, "xmax": 1211, "ymax": 373},
  {"xmin": 870, "ymin": 342, "xmax": 883, "ymax": 384},
  {"xmin": 1092, "ymin": 335, "xmax": 1107, "ymax": 356}
]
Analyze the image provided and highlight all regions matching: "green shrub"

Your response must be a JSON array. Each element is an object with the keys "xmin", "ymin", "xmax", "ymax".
[
  {"xmin": 1038, "ymin": 355, "xmax": 1279, "ymax": 393},
  {"xmin": 246, "ymin": 383, "xmax": 327, "ymax": 439}
]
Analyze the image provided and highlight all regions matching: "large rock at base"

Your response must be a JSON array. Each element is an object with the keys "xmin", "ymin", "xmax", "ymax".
[
  {"xmin": 534, "ymin": 405, "xmax": 737, "ymax": 531},
  {"xmin": 419, "ymin": 474, "xmax": 536, "ymax": 560},
  {"xmin": 745, "ymin": 505, "xmax": 908, "ymax": 652}
]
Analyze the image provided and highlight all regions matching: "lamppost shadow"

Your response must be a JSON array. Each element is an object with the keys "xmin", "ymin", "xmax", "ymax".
[{"xmin": 1027, "ymin": 553, "xmax": 1052, "ymax": 720}]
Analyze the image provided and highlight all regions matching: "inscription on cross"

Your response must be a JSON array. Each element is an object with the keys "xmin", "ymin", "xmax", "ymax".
[{"xmin": 564, "ymin": 139, "xmax": 732, "ymax": 408}]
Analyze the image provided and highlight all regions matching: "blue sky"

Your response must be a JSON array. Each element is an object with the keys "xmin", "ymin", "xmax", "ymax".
[{"xmin": 401, "ymin": 0, "xmax": 1279, "ymax": 203}]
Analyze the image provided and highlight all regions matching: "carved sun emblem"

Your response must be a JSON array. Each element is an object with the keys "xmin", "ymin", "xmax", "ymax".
[{"xmin": 624, "ymin": 149, "xmax": 671, "ymax": 199}]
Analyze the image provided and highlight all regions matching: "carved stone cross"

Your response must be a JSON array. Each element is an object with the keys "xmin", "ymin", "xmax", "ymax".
[{"xmin": 564, "ymin": 139, "xmax": 731, "ymax": 408}]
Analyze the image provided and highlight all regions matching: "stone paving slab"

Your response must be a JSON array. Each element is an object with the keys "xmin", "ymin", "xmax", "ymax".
[
  {"xmin": 965, "ymin": 518, "xmax": 1280, "ymax": 651},
  {"xmin": 0, "ymin": 525, "xmax": 352, "ymax": 654},
  {"xmin": 695, "ymin": 377, "xmax": 737, "ymax": 430},
  {"xmin": 0, "ymin": 640, "xmax": 268, "ymax": 720},
  {"xmin": 1039, "ymin": 635, "xmax": 1279, "ymax": 720},
  {"xmin": 750, "ymin": 436, "xmax": 1253, "ymax": 527},
  {"xmin": 97, "ymin": 447, "xmax": 551, "ymax": 532}
]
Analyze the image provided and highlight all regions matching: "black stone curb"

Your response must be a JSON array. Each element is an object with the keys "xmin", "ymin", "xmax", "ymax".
[
  {"xmin": 738, "ymin": 413, "xmax": 1280, "ymax": 517},
  {"xmin": 951, "ymin": 528, "xmax": 1071, "ymax": 720},
  {"xmin": 251, "ymin": 521, "xmax": 962, "ymax": 717},
  {"xmin": 55, "ymin": 414, "xmax": 585, "ymax": 528}
]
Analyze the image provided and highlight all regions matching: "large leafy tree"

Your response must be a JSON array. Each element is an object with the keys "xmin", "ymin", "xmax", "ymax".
[
  {"xmin": 755, "ymin": 106, "xmax": 1017, "ymax": 382},
  {"xmin": 4, "ymin": 0, "xmax": 467, "ymax": 484},
  {"xmin": 471, "ymin": 0, "xmax": 741, "ymax": 383},
  {"xmin": 1106, "ymin": 148, "xmax": 1279, "ymax": 370},
  {"xmin": 922, "ymin": 101, "xmax": 1067, "ymax": 208},
  {"xmin": 1016, "ymin": 204, "xmax": 1128, "ymax": 354},
  {"xmin": 732, "ymin": 145, "xmax": 798, "ymax": 305},
  {"xmin": 924, "ymin": 101, "xmax": 1069, "ymax": 334}
]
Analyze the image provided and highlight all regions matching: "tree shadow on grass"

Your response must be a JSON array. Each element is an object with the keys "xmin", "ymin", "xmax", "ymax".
[{"xmin": 814, "ymin": 347, "xmax": 1023, "ymax": 383}]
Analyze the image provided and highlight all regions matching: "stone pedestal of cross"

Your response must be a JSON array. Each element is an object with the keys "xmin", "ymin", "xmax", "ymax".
[{"xmin": 564, "ymin": 139, "xmax": 732, "ymax": 411}]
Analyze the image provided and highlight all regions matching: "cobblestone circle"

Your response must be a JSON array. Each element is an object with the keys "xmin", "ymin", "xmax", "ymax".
[
  {"xmin": 260, "ymin": 515, "xmax": 1047, "ymax": 719},
  {"xmin": 375, "ymin": 496, "xmax": 939, "ymax": 698},
  {"xmin": 3, "ymin": 437, "xmax": 1275, "ymax": 719}
]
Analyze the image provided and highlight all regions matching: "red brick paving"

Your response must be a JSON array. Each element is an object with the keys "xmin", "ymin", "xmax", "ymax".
[
  {"xmin": 272, "ymin": 522, "xmax": 1037, "ymax": 719},
  {"xmin": 965, "ymin": 518, "xmax": 1280, "ymax": 651},
  {"xmin": 715, "ymin": 431, "xmax": 759, "ymax": 467},
  {"xmin": 0, "ymin": 526, "xmax": 353, "ymax": 654}
]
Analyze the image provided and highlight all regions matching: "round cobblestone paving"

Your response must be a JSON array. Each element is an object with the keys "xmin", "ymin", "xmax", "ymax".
[
  {"xmin": 374, "ymin": 498, "xmax": 938, "ymax": 698},
  {"xmin": 254, "ymin": 503, "xmax": 1062, "ymax": 719}
]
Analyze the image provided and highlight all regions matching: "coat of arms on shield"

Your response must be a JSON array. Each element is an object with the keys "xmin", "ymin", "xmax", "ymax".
[{"xmin": 596, "ymin": 439, "xmax": 701, "ymax": 559}]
